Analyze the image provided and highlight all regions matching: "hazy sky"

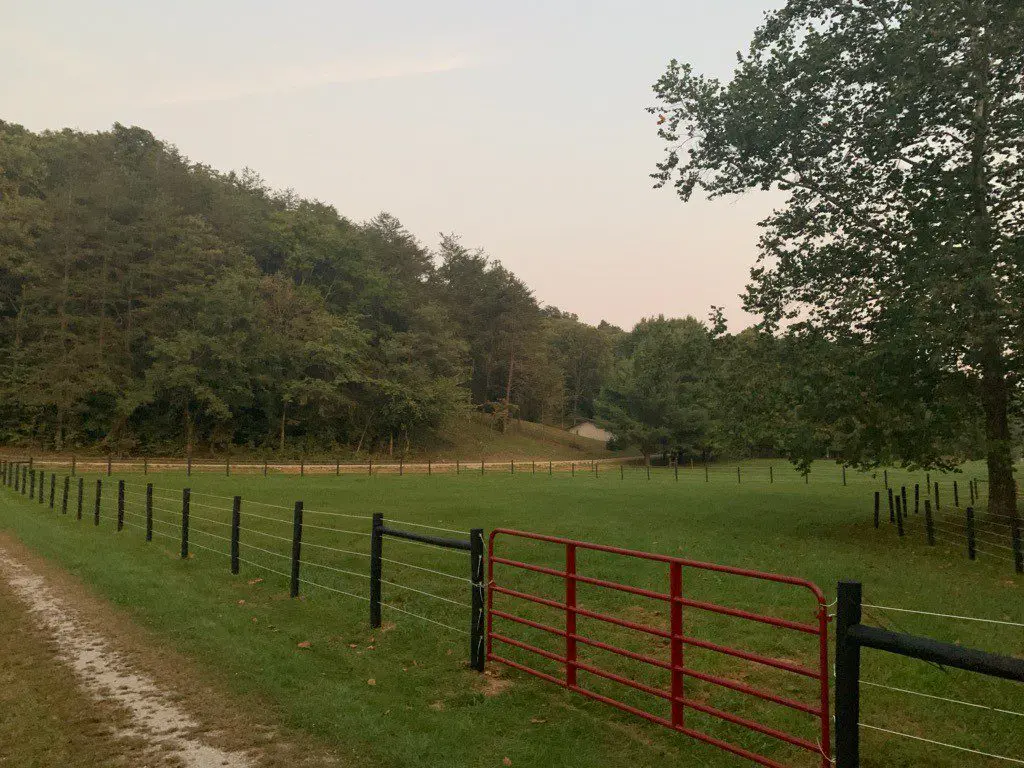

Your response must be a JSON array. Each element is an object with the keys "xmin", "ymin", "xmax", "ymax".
[{"xmin": 2, "ymin": 0, "xmax": 785, "ymax": 331}]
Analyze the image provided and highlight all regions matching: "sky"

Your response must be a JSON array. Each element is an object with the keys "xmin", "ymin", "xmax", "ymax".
[{"xmin": 2, "ymin": 0, "xmax": 786, "ymax": 331}]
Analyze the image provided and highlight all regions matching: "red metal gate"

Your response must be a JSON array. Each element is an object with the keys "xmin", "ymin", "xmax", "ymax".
[{"xmin": 486, "ymin": 529, "xmax": 831, "ymax": 768}]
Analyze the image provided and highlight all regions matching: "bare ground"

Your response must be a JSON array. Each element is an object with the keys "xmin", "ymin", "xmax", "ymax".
[{"xmin": 0, "ymin": 531, "xmax": 343, "ymax": 768}]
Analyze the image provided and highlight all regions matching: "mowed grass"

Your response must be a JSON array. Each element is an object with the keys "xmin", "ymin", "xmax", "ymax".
[{"xmin": 0, "ymin": 461, "xmax": 1020, "ymax": 768}]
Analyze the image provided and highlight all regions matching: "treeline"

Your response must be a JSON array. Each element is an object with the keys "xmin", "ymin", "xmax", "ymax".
[
  {"xmin": 0, "ymin": 122, "xmax": 619, "ymax": 456},
  {"xmin": 595, "ymin": 314, "xmax": 985, "ymax": 468},
  {"xmin": 0, "ymin": 121, "xmax": 985, "ymax": 465}
]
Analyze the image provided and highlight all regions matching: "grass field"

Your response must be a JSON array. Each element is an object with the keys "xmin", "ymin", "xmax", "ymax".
[{"xmin": 0, "ymin": 461, "xmax": 1021, "ymax": 768}]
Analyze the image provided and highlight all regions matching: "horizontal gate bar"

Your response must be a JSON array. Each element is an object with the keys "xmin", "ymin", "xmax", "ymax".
[
  {"xmin": 379, "ymin": 526, "xmax": 471, "ymax": 551},
  {"xmin": 490, "ymin": 609, "xmax": 821, "ymax": 716},
  {"xmin": 491, "ymin": 584, "xmax": 818, "ymax": 677},
  {"xmin": 488, "ymin": 653, "xmax": 792, "ymax": 768}
]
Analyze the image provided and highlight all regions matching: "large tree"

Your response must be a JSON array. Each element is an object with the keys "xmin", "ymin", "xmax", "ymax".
[{"xmin": 652, "ymin": 0, "xmax": 1024, "ymax": 515}]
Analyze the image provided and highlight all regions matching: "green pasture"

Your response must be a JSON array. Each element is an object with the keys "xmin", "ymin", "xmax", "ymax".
[{"xmin": 0, "ymin": 461, "xmax": 1020, "ymax": 768}]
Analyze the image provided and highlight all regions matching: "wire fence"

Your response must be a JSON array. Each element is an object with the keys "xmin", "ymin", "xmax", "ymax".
[
  {"xmin": 0, "ymin": 464, "xmax": 482, "ymax": 656},
  {"xmin": 0, "ymin": 452, "xmax": 990, "ymax": 489}
]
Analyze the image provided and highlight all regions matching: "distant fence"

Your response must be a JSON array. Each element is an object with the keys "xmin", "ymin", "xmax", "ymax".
[
  {"xmin": 867, "ymin": 479, "xmax": 1023, "ymax": 574},
  {"xmin": 0, "ymin": 454, "xmax": 972, "ymax": 487}
]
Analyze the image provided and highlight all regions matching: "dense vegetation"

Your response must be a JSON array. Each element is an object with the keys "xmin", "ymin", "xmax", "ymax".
[
  {"xmin": 0, "ymin": 120, "xmax": 988, "ymax": 469},
  {"xmin": 0, "ymin": 121, "xmax": 620, "ymax": 457}
]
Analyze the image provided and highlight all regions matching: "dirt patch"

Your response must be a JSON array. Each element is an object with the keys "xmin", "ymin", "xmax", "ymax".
[
  {"xmin": 0, "ymin": 531, "xmax": 343, "ymax": 768},
  {"xmin": 476, "ymin": 670, "xmax": 513, "ymax": 697},
  {"xmin": 0, "ymin": 545, "xmax": 252, "ymax": 768}
]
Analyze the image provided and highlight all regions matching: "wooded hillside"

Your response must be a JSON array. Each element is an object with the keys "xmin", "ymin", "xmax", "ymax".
[{"xmin": 0, "ymin": 122, "xmax": 620, "ymax": 456}]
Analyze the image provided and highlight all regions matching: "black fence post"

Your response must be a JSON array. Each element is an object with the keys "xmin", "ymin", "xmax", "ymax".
[
  {"xmin": 38, "ymin": 470, "xmax": 44, "ymax": 505},
  {"xmin": 336, "ymin": 459, "xmax": 340, "ymax": 476},
  {"xmin": 290, "ymin": 501, "xmax": 303, "ymax": 598},
  {"xmin": 510, "ymin": 459, "xmax": 514, "ymax": 475},
  {"xmin": 93, "ymin": 479, "xmax": 101, "ymax": 525},
  {"xmin": 953, "ymin": 480, "xmax": 959, "ymax": 507},
  {"xmin": 549, "ymin": 461, "xmax": 552, "ymax": 476},
  {"xmin": 370, "ymin": 513, "xmax": 383, "ymax": 628},
  {"xmin": 969, "ymin": 479, "xmax": 975, "ymax": 505},
  {"xmin": 704, "ymin": 463, "xmax": 709, "ymax": 483},
  {"xmin": 456, "ymin": 459, "xmax": 460, "ymax": 476},
  {"xmin": 187, "ymin": 454, "xmax": 192, "ymax": 477},
  {"xmin": 873, "ymin": 491, "xmax": 880, "ymax": 528},
  {"xmin": 481, "ymin": 458, "xmax": 485, "ymax": 476},
  {"xmin": 470, "ymin": 527, "xmax": 485, "ymax": 672},
  {"xmin": 532, "ymin": 460, "xmax": 536, "ymax": 475},
  {"xmin": 966, "ymin": 506, "xmax": 976, "ymax": 560},
  {"xmin": 76, "ymin": 477, "xmax": 83, "ymax": 520},
  {"xmin": 620, "ymin": 464, "xmax": 624, "ymax": 480},
  {"xmin": 895, "ymin": 496, "xmax": 904, "ymax": 537},
  {"xmin": 842, "ymin": 465, "xmax": 847, "ymax": 486},
  {"xmin": 900, "ymin": 486, "xmax": 907, "ymax": 516},
  {"xmin": 300, "ymin": 458, "xmax": 305, "ymax": 477},
  {"xmin": 13, "ymin": 463, "xmax": 18, "ymax": 492},
  {"xmin": 144, "ymin": 456, "xmax": 148, "ymax": 475},
  {"xmin": 117, "ymin": 480, "xmax": 125, "ymax": 531},
  {"xmin": 674, "ymin": 463, "xmax": 678, "ymax": 482},
  {"xmin": 646, "ymin": 464, "xmax": 650, "ymax": 481},
  {"xmin": 834, "ymin": 580, "xmax": 862, "ymax": 768},
  {"xmin": 736, "ymin": 466, "xmax": 741, "ymax": 484},
  {"xmin": 263, "ymin": 459, "xmax": 268, "ymax": 477},
  {"xmin": 181, "ymin": 488, "xmax": 190, "ymax": 558},
  {"xmin": 71, "ymin": 455, "xmax": 76, "ymax": 477},
  {"xmin": 924, "ymin": 500, "xmax": 935, "ymax": 545},
  {"xmin": 770, "ymin": 465, "xmax": 774, "ymax": 484},
  {"xmin": 572, "ymin": 462, "xmax": 575, "ymax": 478},
  {"xmin": 145, "ymin": 483, "xmax": 153, "ymax": 541},
  {"xmin": 49, "ymin": 472, "xmax": 55, "ymax": 508},
  {"xmin": 934, "ymin": 482, "xmax": 940, "ymax": 511},
  {"xmin": 883, "ymin": 469, "xmax": 888, "ymax": 489},
  {"xmin": 428, "ymin": 459, "xmax": 432, "ymax": 476},
  {"xmin": 887, "ymin": 488, "xmax": 894, "ymax": 523},
  {"xmin": 23, "ymin": 467, "xmax": 29, "ymax": 496},
  {"xmin": 914, "ymin": 483, "xmax": 920, "ymax": 515},
  {"xmin": 226, "ymin": 455, "xmax": 230, "ymax": 477},
  {"xmin": 29, "ymin": 469, "xmax": 35, "ymax": 500},
  {"xmin": 61, "ymin": 476, "xmax": 69, "ymax": 515},
  {"xmin": 231, "ymin": 495, "xmax": 241, "ymax": 574}
]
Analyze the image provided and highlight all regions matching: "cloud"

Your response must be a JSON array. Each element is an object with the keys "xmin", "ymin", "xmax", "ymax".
[{"xmin": 148, "ymin": 53, "xmax": 471, "ymax": 107}]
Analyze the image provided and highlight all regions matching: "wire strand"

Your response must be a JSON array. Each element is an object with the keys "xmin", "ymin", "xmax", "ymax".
[
  {"xmin": 862, "ymin": 603, "xmax": 1024, "ymax": 628},
  {"xmin": 860, "ymin": 680, "xmax": 1024, "ymax": 719},
  {"xmin": 380, "ymin": 601, "xmax": 467, "ymax": 635},
  {"xmin": 386, "ymin": 519, "xmax": 468, "ymax": 536},
  {"xmin": 858, "ymin": 723, "xmax": 1024, "ymax": 765}
]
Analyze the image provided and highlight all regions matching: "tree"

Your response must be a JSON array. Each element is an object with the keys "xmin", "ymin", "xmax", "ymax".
[
  {"xmin": 595, "ymin": 316, "xmax": 713, "ymax": 464},
  {"xmin": 652, "ymin": 1, "xmax": 1024, "ymax": 515}
]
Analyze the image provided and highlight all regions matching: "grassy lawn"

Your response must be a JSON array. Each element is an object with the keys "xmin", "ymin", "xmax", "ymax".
[{"xmin": 0, "ymin": 461, "xmax": 1020, "ymax": 768}]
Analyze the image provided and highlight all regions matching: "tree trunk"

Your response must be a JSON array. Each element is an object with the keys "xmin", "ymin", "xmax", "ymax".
[{"xmin": 980, "ymin": 364, "xmax": 1016, "ymax": 518}]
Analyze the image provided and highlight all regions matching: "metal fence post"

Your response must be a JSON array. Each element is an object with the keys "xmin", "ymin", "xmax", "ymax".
[
  {"xmin": 887, "ymin": 488, "xmax": 894, "ymax": 523},
  {"xmin": 93, "ymin": 479, "xmax": 101, "ymax": 525},
  {"xmin": 77, "ymin": 477, "xmax": 83, "ymax": 520},
  {"xmin": 290, "ymin": 501, "xmax": 303, "ymax": 598},
  {"xmin": 953, "ymin": 480, "xmax": 959, "ymax": 507},
  {"xmin": 834, "ymin": 581, "xmax": 862, "ymax": 768},
  {"xmin": 842, "ymin": 465, "xmax": 847, "ymax": 486},
  {"xmin": 934, "ymin": 482, "xmax": 940, "ymax": 511},
  {"xmin": 370, "ymin": 513, "xmax": 383, "ymax": 627},
  {"xmin": 924, "ymin": 500, "xmax": 935, "ymax": 545},
  {"xmin": 231, "ymin": 496, "xmax": 241, "ymax": 574},
  {"xmin": 49, "ymin": 472, "xmax": 55, "ymax": 508},
  {"xmin": 669, "ymin": 561, "xmax": 684, "ymax": 728},
  {"xmin": 117, "ymin": 480, "xmax": 124, "ymax": 531},
  {"xmin": 181, "ymin": 488, "xmax": 190, "ymax": 558},
  {"xmin": 900, "ymin": 486, "xmax": 907, "ymax": 516},
  {"xmin": 470, "ymin": 528, "xmax": 485, "ymax": 672},
  {"xmin": 71, "ymin": 455, "xmax": 76, "ymax": 476},
  {"xmin": 873, "ymin": 491, "xmax": 879, "ymax": 528},
  {"xmin": 29, "ymin": 469, "xmax": 35, "ymax": 500},
  {"xmin": 38, "ymin": 470, "xmax": 44, "ymax": 505},
  {"xmin": 146, "ymin": 483, "xmax": 153, "ymax": 541},
  {"xmin": 895, "ymin": 496, "xmax": 904, "ymax": 537},
  {"xmin": 914, "ymin": 483, "xmax": 920, "ymax": 515},
  {"xmin": 565, "ymin": 542, "xmax": 578, "ymax": 688},
  {"xmin": 61, "ymin": 476, "xmax": 69, "ymax": 515}
]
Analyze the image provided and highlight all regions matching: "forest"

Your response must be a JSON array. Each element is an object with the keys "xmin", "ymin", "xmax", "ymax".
[{"xmin": 0, "ymin": 121, "xmax": 984, "ymax": 465}]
